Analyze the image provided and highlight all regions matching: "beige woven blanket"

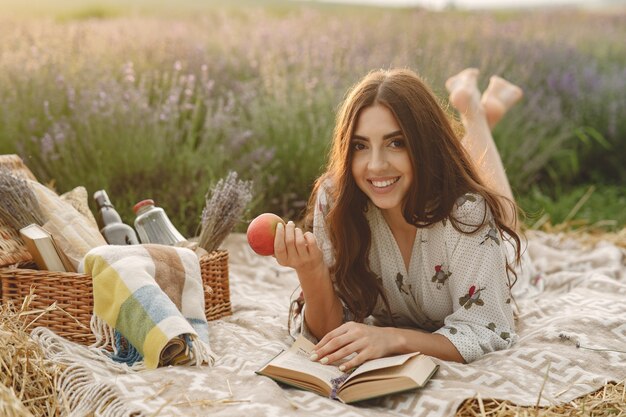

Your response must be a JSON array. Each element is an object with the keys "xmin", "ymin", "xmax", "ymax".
[{"xmin": 32, "ymin": 231, "xmax": 626, "ymax": 417}]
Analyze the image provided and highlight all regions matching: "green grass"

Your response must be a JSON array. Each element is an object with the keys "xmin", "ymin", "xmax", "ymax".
[{"xmin": 519, "ymin": 184, "xmax": 626, "ymax": 231}]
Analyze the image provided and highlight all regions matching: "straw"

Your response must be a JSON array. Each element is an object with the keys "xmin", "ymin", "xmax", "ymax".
[
  {"xmin": 0, "ymin": 291, "xmax": 63, "ymax": 416},
  {"xmin": 197, "ymin": 171, "xmax": 253, "ymax": 253},
  {"xmin": 0, "ymin": 384, "xmax": 35, "ymax": 417},
  {"xmin": 0, "ymin": 169, "xmax": 45, "ymax": 231},
  {"xmin": 456, "ymin": 379, "xmax": 625, "ymax": 416}
]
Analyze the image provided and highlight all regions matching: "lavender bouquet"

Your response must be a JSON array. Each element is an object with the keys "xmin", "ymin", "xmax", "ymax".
[{"xmin": 197, "ymin": 172, "xmax": 253, "ymax": 253}]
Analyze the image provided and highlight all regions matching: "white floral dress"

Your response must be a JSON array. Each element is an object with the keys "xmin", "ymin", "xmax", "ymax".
[{"xmin": 297, "ymin": 186, "xmax": 540, "ymax": 363}]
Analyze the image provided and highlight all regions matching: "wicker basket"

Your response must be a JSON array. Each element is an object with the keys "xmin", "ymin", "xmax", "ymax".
[
  {"xmin": 0, "ymin": 251, "xmax": 230, "ymax": 345},
  {"xmin": 0, "ymin": 154, "xmax": 232, "ymax": 345}
]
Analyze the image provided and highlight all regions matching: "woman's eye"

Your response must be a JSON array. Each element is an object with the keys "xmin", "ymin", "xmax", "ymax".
[
  {"xmin": 390, "ymin": 139, "xmax": 405, "ymax": 148},
  {"xmin": 352, "ymin": 142, "xmax": 366, "ymax": 151}
]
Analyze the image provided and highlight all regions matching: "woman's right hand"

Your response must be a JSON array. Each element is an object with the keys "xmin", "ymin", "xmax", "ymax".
[{"xmin": 274, "ymin": 221, "xmax": 325, "ymax": 275}]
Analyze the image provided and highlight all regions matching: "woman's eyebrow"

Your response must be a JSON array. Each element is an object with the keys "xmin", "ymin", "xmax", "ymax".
[
  {"xmin": 383, "ymin": 130, "xmax": 403, "ymax": 139},
  {"xmin": 352, "ymin": 130, "xmax": 403, "ymax": 141}
]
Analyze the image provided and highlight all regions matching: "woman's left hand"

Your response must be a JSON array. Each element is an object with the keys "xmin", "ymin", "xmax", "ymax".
[{"xmin": 310, "ymin": 321, "xmax": 399, "ymax": 371}]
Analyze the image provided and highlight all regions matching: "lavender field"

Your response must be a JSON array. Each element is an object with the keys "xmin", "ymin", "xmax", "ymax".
[{"xmin": 0, "ymin": 3, "xmax": 624, "ymax": 235}]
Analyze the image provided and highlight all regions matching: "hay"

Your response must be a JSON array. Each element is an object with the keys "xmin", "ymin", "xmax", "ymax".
[
  {"xmin": 533, "ymin": 219, "xmax": 626, "ymax": 249},
  {"xmin": 456, "ymin": 379, "xmax": 625, "ymax": 416},
  {"xmin": 0, "ymin": 292, "xmax": 64, "ymax": 416},
  {"xmin": 556, "ymin": 226, "xmax": 626, "ymax": 249},
  {"xmin": 0, "ymin": 384, "xmax": 35, "ymax": 417}
]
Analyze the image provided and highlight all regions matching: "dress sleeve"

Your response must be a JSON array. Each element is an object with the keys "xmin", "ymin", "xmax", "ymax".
[
  {"xmin": 434, "ymin": 194, "xmax": 517, "ymax": 363},
  {"xmin": 312, "ymin": 182, "xmax": 335, "ymax": 269}
]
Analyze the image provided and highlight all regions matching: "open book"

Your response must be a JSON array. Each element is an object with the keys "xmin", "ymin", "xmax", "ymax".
[{"xmin": 256, "ymin": 335, "xmax": 438, "ymax": 403}]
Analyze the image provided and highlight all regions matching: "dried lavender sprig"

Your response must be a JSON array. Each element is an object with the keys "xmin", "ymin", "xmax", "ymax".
[
  {"xmin": 198, "ymin": 171, "xmax": 253, "ymax": 253},
  {"xmin": 0, "ymin": 169, "xmax": 45, "ymax": 230},
  {"xmin": 558, "ymin": 333, "xmax": 626, "ymax": 354}
]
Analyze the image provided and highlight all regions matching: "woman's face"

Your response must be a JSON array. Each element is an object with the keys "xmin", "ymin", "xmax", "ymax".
[{"xmin": 350, "ymin": 104, "xmax": 413, "ymax": 216}]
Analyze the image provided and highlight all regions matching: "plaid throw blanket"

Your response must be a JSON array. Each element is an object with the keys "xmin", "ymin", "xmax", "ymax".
[{"xmin": 80, "ymin": 244, "xmax": 216, "ymax": 369}]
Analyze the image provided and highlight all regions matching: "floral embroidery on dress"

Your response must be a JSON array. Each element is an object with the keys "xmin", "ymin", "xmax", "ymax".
[
  {"xmin": 317, "ymin": 200, "xmax": 329, "ymax": 216},
  {"xmin": 459, "ymin": 285, "xmax": 485, "ymax": 309},
  {"xmin": 419, "ymin": 317, "xmax": 443, "ymax": 332},
  {"xmin": 456, "ymin": 193, "xmax": 477, "ymax": 208},
  {"xmin": 479, "ymin": 221, "xmax": 500, "ymax": 246},
  {"xmin": 444, "ymin": 325, "xmax": 458, "ymax": 335},
  {"xmin": 395, "ymin": 273, "xmax": 410, "ymax": 295},
  {"xmin": 431, "ymin": 264, "xmax": 451, "ymax": 289},
  {"xmin": 487, "ymin": 322, "xmax": 510, "ymax": 340},
  {"xmin": 395, "ymin": 273, "xmax": 419, "ymax": 305},
  {"xmin": 376, "ymin": 276, "xmax": 384, "ymax": 286}
]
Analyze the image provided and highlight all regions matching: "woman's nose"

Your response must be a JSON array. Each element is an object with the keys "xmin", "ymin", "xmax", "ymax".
[{"xmin": 368, "ymin": 149, "xmax": 388, "ymax": 172}]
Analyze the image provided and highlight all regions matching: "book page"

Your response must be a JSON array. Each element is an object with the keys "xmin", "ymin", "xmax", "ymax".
[
  {"xmin": 268, "ymin": 336, "xmax": 343, "ymax": 388},
  {"xmin": 337, "ymin": 355, "xmax": 439, "ymax": 403},
  {"xmin": 344, "ymin": 351, "xmax": 420, "ymax": 383}
]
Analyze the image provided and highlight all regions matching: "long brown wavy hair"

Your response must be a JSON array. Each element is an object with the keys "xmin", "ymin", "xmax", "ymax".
[{"xmin": 305, "ymin": 68, "xmax": 522, "ymax": 323}]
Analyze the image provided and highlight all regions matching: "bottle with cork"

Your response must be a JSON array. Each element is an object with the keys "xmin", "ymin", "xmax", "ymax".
[
  {"xmin": 133, "ymin": 199, "xmax": 186, "ymax": 246},
  {"xmin": 93, "ymin": 190, "xmax": 140, "ymax": 245}
]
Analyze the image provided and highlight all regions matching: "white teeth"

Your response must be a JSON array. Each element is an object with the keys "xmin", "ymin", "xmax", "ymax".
[{"xmin": 371, "ymin": 178, "xmax": 399, "ymax": 188}]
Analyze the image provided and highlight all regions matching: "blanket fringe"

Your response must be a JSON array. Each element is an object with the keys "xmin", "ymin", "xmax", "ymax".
[
  {"xmin": 90, "ymin": 314, "xmax": 117, "ymax": 353},
  {"xmin": 91, "ymin": 314, "xmax": 215, "ymax": 367},
  {"xmin": 31, "ymin": 327, "xmax": 142, "ymax": 417},
  {"xmin": 31, "ymin": 327, "xmax": 129, "ymax": 373},
  {"xmin": 190, "ymin": 335, "xmax": 216, "ymax": 366},
  {"xmin": 58, "ymin": 364, "xmax": 139, "ymax": 417},
  {"xmin": 112, "ymin": 330, "xmax": 143, "ymax": 366},
  {"xmin": 91, "ymin": 315, "xmax": 146, "ymax": 370}
]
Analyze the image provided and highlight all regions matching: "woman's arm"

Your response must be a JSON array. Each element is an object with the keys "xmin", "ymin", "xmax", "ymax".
[
  {"xmin": 274, "ymin": 221, "xmax": 343, "ymax": 338},
  {"xmin": 310, "ymin": 322, "xmax": 463, "ymax": 371},
  {"xmin": 296, "ymin": 261, "xmax": 344, "ymax": 338},
  {"xmin": 433, "ymin": 195, "xmax": 517, "ymax": 363}
]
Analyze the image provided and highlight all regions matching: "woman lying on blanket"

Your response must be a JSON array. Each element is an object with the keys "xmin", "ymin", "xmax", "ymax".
[{"xmin": 275, "ymin": 68, "xmax": 540, "ymax": 369}]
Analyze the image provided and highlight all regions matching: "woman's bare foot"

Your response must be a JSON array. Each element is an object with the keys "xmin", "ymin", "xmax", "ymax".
[
  {"xmin": 481, "ymin": 76, "xmax": 523, "ymax": 129},
  {"xmin": 445, "ymin": 68, "xmax": 482, "ymax": 117}
]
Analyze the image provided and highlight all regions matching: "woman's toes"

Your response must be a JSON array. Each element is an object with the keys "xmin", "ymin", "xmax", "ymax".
[
  {"xmin": 446, "ymin": 68, "xmax": 481, "ymax": 116},
  {"xmin": 481, "ymin": 76, "xmax": 523, "ymax": 128}
]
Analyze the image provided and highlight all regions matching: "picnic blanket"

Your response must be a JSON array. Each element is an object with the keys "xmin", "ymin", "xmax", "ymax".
[
  {"xmin": 80, "ymin": 244, "xmax": 215, "ymax": 369},
  {"xmin": 32, "ymin": 231, "xmax": 626, "ymax": 416}
]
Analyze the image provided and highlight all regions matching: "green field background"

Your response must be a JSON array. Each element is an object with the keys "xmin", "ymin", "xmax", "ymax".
[{"xmin": 1, "ymin": 0, "xmax": 624, "ymax": 236}]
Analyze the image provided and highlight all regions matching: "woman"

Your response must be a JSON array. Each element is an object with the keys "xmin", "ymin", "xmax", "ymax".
[{"xmin": 274, "ymin": 68, "xmax": 538, "ymax": 369}]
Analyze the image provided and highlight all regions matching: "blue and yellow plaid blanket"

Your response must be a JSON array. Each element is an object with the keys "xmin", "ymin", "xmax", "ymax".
[{"xmin": 81, "ymin": 244, "xmax": 215, "ymax": 369}]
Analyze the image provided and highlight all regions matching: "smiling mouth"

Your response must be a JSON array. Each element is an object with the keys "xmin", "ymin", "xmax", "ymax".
[{"xmin": 369, "ymin": 177, "xmax": 400, "ymax": 188}]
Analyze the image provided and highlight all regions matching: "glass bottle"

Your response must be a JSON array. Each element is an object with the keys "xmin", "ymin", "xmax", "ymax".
[
  {"xmin": 133, "ymin": 199, "xmax": 186, "ymax": 245},
  {"xmin": 93, "ymin": 190, "xmax": 139, "ymax": 245}
]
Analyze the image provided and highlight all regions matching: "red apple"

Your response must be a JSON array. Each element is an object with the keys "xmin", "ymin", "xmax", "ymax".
[{"xmin": 246, "ymin": 213, "xmax": 284, "ymax": 256}]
